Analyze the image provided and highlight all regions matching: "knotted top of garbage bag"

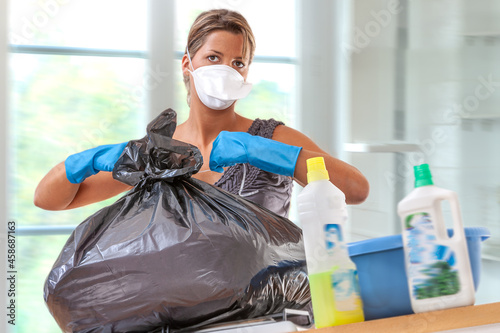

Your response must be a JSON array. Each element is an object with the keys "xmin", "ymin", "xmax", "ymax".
[{"xmin": 113, "ymin": 109, "xmax": 203, "ymax": 186}]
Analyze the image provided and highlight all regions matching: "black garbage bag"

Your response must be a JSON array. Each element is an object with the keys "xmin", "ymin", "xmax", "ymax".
[{"xmin": 44, "ymin": 109, "xmax": 310, "ymax": 333}]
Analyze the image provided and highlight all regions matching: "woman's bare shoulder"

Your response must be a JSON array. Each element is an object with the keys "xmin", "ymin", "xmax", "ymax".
[
  {"xmin": 235, "ymin": 113, "xmax": 255, "ymax": 132},
  {"xmin": 272, "ymin": 124, "xmax": 326, "ymax": 152}
]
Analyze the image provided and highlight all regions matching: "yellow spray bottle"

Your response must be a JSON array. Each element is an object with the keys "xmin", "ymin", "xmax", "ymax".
[{"xmin": 297, "ymin": 157, "xmax": 364, "ymax": 328}]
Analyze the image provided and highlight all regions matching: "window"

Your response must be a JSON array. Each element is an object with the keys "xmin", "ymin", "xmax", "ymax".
[
  {"xmin": 8, "ymin": 1, "xmax": 298, "ymax": 332},
  {"xmin": 9, "ymin": 1, "xmax": 148, "ymax": 332}
]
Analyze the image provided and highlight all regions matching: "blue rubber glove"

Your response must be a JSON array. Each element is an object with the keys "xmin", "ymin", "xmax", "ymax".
[
  {"xmin": 64, "ymin": 142, "xmax": 127, "ymax": 184},
  {"xmin": 209, "ymin": 131, "xmax": 302, "ymax": 177}
]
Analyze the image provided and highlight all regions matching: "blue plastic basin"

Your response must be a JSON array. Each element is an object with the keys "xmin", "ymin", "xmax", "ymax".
[{"xmin": 347, "ymin": 227, "xmax": 490, "ymax": 320}]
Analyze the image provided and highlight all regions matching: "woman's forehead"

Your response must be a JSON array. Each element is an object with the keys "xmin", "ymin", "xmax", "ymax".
[{"xmin": 199, "ymin": 31, "xmax": 248, "ymax": 59}]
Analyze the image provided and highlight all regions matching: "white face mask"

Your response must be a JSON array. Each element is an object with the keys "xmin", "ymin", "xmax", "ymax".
[{"xmin": 187, "ymin": 49, "xmax": 252, "ymax": 110}]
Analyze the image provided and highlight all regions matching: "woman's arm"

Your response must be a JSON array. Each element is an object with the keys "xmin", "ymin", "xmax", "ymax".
[
  {"xmin": 34, "ymin": 161, "xmax": 132, "ymax": 210},
  {"xmin": 272, "ymin": 125, "xmax": 369, "ymax": 205}
]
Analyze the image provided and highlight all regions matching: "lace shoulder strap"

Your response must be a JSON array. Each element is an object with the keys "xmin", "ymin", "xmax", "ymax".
[{"xmin": 247, "ymin": 118, "xmax": 284, "ymax": 139}]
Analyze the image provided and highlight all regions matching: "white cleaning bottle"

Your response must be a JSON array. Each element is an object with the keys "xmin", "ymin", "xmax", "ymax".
[
  {"xmin": 297, "ymin": 157, "xmax": 364, "ymax": 328},
  {"xmin": 397, "ymin": 163, "xmax": 475, "ymax": 313}
]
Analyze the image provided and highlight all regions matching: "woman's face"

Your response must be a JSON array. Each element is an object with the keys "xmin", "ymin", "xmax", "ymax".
[{"xmin": 183, "ymin": 30, "xmax": 250, "ymax": 81}]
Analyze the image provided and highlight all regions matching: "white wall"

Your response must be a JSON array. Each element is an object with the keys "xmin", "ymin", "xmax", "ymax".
[
  {"xmin": 405, "ymin": 0, "xmax": 500, "ymax": 259},
  {"xmin": 348, "ymin": 0, "xmax": 403, "ymax": 238},
  {"xmin": 348, "ymin": 0, "xmax": 500, "ymax": 304},
  {"xmin": 298, "ymin": 0, "xmax": 351, "ymax": 159}
]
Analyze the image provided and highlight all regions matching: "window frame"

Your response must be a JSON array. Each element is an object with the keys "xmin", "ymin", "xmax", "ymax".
[{"xmin": 2, "ymin": 3, "xmax": 11, "ymax": 332}]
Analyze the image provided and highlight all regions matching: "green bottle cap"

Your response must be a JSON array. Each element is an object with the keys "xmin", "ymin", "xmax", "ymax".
[{"xmin": 414, "ymin": 163, "xmax": 434, "ymax": 188}]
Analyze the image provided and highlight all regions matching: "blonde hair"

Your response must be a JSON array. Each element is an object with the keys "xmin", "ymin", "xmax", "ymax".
[{"xmin": 183, "ymin": 9, "xmax": 256, "ymax": 105}]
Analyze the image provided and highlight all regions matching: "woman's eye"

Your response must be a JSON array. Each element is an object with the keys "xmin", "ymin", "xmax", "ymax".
[
  {"xmin": 233, "ymin": 61, "xmax": 244, "ymax": 68},
  {"xmin": 208, "ymin": 55, "xmax": 219, "ymax": 62}
]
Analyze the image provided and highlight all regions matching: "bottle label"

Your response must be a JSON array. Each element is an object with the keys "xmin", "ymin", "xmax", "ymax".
[
  {"xmin": 331, "ymin": 267, "xmax": 361, "ymax": 311},
  {"xmin": 324, "ymin": 224, "xmax": 345, "ymax": 254},
  {"xmin": 404, "ymin": 213, "xmax": 460, "ymax": 299},
  {"xmin": 323, "ymin": 224, "xmax": 362, "ymax": 311}
]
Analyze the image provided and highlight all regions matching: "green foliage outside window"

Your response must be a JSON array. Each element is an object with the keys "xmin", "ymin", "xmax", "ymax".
[{"xmin": 12, "ymin": 53, "xmax": 146, "ymax": 333}]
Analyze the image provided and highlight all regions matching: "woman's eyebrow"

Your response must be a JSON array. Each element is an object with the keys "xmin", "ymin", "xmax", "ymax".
[
  {"xmin": 209, "ymin": 50, "xmax": 224, "ymax": 56},
  {"xmin": 209, "ymin": 49, "xmax": 244, "ymax": 60}
]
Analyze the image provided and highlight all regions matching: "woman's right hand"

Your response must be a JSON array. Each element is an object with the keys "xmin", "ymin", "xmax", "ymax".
[
  {"xmin": 34, "ymin": 144, "xmax": 132, "ymax": 211},
  {"xmin": 65, "ymin": 142, "xmax": 127, "ymax": 184}
]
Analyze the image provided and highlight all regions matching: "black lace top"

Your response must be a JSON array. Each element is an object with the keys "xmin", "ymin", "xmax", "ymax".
[{"xmin": 214, "ymin": 119, "xmax": 293, "ymax": 218}]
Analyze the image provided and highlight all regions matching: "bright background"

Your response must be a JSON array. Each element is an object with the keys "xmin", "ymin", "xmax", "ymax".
[{"xmin": 2, "ymin": 0, "xmax": 500, "ymax": 332}]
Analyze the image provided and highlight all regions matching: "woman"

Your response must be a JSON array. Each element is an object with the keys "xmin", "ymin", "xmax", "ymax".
[{"xmin": 34, "ymin": 9, "xmax": 369, "ymax": 217}]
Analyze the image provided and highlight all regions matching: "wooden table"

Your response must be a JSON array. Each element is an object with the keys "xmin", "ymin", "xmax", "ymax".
[{"xmin": 304, "ymin": 302, "xmax": 500, "ymax": 332}]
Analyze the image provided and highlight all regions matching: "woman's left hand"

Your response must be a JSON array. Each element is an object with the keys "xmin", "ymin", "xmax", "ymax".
[{"xmin": 209, "ymin": 131, "xmax": 302, "ymax": 177}]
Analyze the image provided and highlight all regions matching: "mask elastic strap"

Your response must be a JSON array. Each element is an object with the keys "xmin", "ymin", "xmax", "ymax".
[{"xmin": 186, "ymin": 48, "xmax": 195, "ymax": 71}]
